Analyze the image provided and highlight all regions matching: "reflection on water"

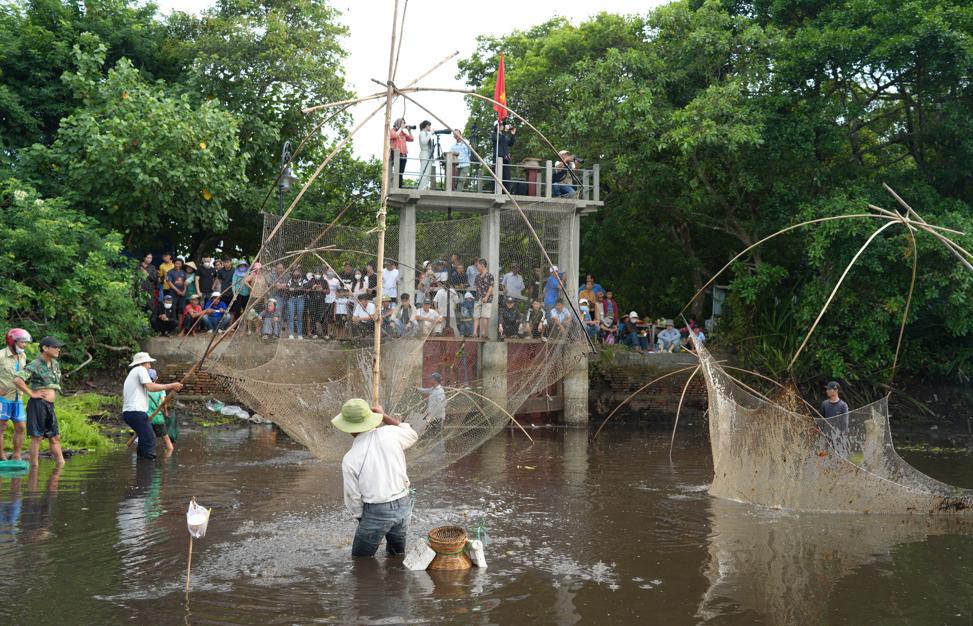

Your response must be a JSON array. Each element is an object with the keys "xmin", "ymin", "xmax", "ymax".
[{"xmin": 0, "ymin": 424, "xmax": 969, "ymax": 624}]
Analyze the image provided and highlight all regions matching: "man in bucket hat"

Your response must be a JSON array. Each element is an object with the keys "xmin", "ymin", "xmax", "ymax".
[
  {"xmin": 122, "ymin": 352, "xmax": 183, "ymax": 460},
  {"xmin": 333, "ymin": 398, "xmax": 418, "ymax": 557}
]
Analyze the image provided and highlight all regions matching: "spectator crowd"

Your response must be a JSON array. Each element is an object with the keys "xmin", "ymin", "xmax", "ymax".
[{"xmin": 135, "ymin": 252, "xmax": 706, "ymax": 352}]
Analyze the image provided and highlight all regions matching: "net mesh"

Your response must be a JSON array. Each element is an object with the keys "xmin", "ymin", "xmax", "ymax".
[
  {"xmin": 205, "ymin": 211, "xmax": 588, "ymax": 477},
  {"xmin": 696, "ymin": 344, "xmax": 973, "ymax": 514}
]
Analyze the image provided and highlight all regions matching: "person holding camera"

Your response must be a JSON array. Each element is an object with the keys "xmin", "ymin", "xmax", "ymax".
[
  {"xmin": 491, "ymin": 122, "xmax": 516, "ymax": 192},
  {"xmin": 552, "ymin": 150, "xmax": 578, "ymax": 198},
  {"xmin": 417, "ymin": 121, "xmax": 435, "ymax": 190},
  {"xmin": 389, "ymin": 118, "xmax": 414, "ymax": 188}
]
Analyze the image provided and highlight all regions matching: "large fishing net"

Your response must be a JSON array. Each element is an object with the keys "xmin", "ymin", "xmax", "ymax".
[
  {"xmin": 205, "ymin": 211, "xmax": 589, "ymax": 476},
  {"xmin": 696, "ymin": 343, "xmax": 973, "ymax": 514}
]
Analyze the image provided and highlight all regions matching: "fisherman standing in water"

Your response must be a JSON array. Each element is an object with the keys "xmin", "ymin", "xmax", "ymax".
[{"xmin": 334, "ymin": 399, "xmax": 418, "ymax": 557}]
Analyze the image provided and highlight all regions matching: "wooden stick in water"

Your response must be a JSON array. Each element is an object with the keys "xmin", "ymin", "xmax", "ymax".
[{"xmin": 185, "ymin": 536, "xmax": 193, "ymax": 595}]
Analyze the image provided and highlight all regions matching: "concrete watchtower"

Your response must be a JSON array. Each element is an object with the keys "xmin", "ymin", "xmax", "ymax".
[{"xmin": 387, "ymin": 150, "xmax": 602, "ymax": 424}]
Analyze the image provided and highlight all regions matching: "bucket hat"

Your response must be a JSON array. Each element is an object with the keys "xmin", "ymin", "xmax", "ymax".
[
  {"xmin": 128, "ymin": 352, "xmax": 156, "ymax": 368},
  {"xmin": 332, "ymin": 398, "xmax": 383, "ymax": 434}
]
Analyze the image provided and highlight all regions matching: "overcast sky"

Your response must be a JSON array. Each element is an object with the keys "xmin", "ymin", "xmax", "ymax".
[{"xmin": 156, "ymin": 1, "xmax": 662, "ymax": 160}]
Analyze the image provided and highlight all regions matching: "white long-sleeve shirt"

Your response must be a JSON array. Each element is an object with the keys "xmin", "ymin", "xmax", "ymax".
[{"xmin": 341, "ymin": 423, "xmax": 418, "ymax": 519}]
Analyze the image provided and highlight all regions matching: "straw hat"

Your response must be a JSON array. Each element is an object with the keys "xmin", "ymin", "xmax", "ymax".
[
  {"xmin": 128, "ymin": 352, "xmax": 156, "ymax": 368},
  {"xmin": 332, "ymin": 398, "xmax": 383, "ymax": 434},
  {"xmin": 185, "ymin": 261, "xmax": 198, "ymax": 271}
]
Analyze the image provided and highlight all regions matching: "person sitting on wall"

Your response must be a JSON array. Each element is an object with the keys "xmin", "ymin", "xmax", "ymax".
[
  {"xmin": 619, "ymin": 311, "xmax": 648, "ymax": 352},
  {"xmin": 352, "ymin": 294, "xmax": 376, "ymax": 338},
  {"xmin": 552, "ymin": 151, "xmax": 578, "ymax": 198},
  {"xmin": 415, "ymin": 300, "xmax": 441, "ymax": 337},
  {"xmin": 152, "ymin": 295, "xmax": 179, "ymax": 336},
  {"xmin": 523, "ymin": 300, "xmax": 548, "ymax": 340},
  {"xmin": 548, "ymin": 299, "xmax": 571, "ymax": 340},
  {"xmin": 498, "ymin": 297, "xmax": 523, "ymax": 340},
  {"xmin": 657, "ymin": 320, "xmax": 681, "ymax": 353},
  {"xmin": 457, "ymin": 293, "xmax": 475, "ymax": 337}
]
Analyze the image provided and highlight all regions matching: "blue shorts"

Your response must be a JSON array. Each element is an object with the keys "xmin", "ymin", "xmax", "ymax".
[{"xmin": 0, "ymin": 399, "xmax": 25, "ymax": 423}]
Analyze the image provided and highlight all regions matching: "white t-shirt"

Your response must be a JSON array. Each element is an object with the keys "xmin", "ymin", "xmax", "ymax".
[
  {"xmin": 417, "ymin": 307, "xmax": 441, "ymax": 327},
  {"xmin": 353, "ymin": 301, "xmax": 376, "ymax": 321},
  {"xmin": 341, "ymin": 423, "xmax": 418, "ymax": 519},
  {"xmin": 325, "ymin": 277, "xmax": 340, "ymax": 304},
  {"xmin": 122, "ymin": 366, "xmax": 153, "ymax": 413},
  {"xmin": 336, "ymin": 296, "xmax": 350, "ymax": 315},
  {"xmin": 501, "ymin": 272, "xmax": 526, "ymax": 299},
  {"xmin": 382, "ymin": 268, "xmax": 400, "ymax": 298}
]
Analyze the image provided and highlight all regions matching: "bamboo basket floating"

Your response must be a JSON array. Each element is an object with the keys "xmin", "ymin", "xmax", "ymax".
[{"xmin": 427, "ymin": 526, "xmax": 472, "ymax": 571}]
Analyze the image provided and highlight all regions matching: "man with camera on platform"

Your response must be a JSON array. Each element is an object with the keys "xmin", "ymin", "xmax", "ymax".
[
  {"xmin": 491, "ymin": 122, "xmax": 516, "ymax": 192},
  {"xmin": 552, "ymin": 150, "xmax": 579, "ymax": 198},
  {"xmin": 450, "ymin": 129, "xmax": 472, "ymax": 191},
  {"xmin": 389, "ymin": 118, "xmax": 414, "ymax": 188}
]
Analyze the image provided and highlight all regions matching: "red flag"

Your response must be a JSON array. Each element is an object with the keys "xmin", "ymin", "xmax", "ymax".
[{"xmin": 493, "ymin": 54, "xmax": 508, "ymax": 122}]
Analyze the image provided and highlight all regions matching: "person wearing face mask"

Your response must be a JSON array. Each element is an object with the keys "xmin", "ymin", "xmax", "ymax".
[
  {"xmin": 152, "ymin": 295, "xmax": 179, "ymax": 336},
  {"xmin": 323, "ymin": 269, "xmax": 340, "ymax": 339},
  {"xmin": 351, "ymin": 269, "xmax": 368, "ymax": 300},
  {"xmin": 307, "ymin": 269, "xmax": 328, "ymax": 339},
  {"xmin": 0, "ymin": 329, "xmax": 31, "ymax": 460},
  {"xmin": 285, "ymin": 268, "xmax": 309, "ymax": 340},
  {"xmin": 197, "ymin": 257, "xmax": 217, "ymax": 297},
  {"xmin": 365, "ymin": 263, "xmax": 378, "ymax": 298}
]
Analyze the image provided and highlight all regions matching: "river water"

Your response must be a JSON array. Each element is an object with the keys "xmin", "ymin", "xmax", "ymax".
[{"xmin": 0, "ymin": 422, "xmax": 971, "ymax": 625}]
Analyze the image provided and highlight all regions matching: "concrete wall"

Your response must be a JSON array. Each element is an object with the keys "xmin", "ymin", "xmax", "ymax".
[{"xmin": 588, "ymin": 351, "xmax": 707, "ymax": 423}]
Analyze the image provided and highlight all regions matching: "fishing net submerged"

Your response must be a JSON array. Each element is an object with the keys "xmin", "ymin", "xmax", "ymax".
[
  {"xmin": 696, "ymin": 344, "xmax": 973, "ymax": 514},
  {"xmin": 205, "ymin": 211, "xmax": 588, "ymax": 477}
]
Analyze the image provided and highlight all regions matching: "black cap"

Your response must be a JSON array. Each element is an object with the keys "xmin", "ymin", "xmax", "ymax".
[
  {"xmin": 39, "ymin": 336, "xmax": 65, "ymax": 348},
  {"xmin": 825, "ymin": 381, "xmax": 840, "ymax": 390},
  {"xmin": 506, "ymin": 297, "xmax": 515, "ymax": 303},
  {"xmin": 431, "ymin": 372, "xmax": 442, "ymax": 383}
]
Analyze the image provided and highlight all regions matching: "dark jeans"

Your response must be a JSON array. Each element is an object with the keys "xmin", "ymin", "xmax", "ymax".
[
  {"xmin": 352, "ymin": 495, "xmax": 411, "ymax": 557},
  {"xmin": 123, "ymin": 411, "xmax": 156, "ymax": 460}
]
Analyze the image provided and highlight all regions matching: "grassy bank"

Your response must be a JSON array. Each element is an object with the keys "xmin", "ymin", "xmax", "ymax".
[{"xmin": 1, "ymin": 393, "xmax": 118, "ymax": 453}]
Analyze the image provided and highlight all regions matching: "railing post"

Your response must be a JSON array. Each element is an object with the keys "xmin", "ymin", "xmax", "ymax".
[
  {"xmin": 593, "ymin": 164, "xmax": 600, "ymax": 202},
  {"xmin": 545, "ymin": 160, "xmax": 553, "ymax": 198},
  {"xmin": 495, "ymin": 156, "xmax": 504, "ymax": 198},
  {"xmin": 582, "ymin": 169, "xmax": 590, "ymax": 201},
  {"xmin": 445, "ymin": 150, "xmax": 454, "ymax": 192}
]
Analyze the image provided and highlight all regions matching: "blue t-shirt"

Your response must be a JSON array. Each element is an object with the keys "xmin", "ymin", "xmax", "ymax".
[
  {"xmin": 544, "ymin": 273, "xmax": 563, "ymax": 307},
  {"xmin": 207, "ymin": 299, "xmax": 227, "ymax": 319}
]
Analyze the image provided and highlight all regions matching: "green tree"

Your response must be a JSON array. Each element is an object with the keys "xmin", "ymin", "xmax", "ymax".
[
  {"xmin": 27, "ymin": 35, "xmax": 248, "ymax": 249},
  {"xmin": 0, "ymin": 179, "xmax": 148, "ymax": 368}
]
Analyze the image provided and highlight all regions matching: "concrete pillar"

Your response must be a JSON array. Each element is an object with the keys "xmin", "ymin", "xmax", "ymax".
[
  {"xmin": 558, "ymin": 211, "xmax": 580, "ymax": 300},
  {"xmin": 561, "ymin": 428, "xmax": 589, "ymax": 486},
  {"xmin": 479, "ymin": 207, "xmax": 501, "ymax": 339},
  {"xmin": 481, "ymin": 341, "xmax": 508, "ymax": 414},
  {"xmin": 398, "ymin": 202, "xmax": 416, "ymax": 300},
  {"xmin": 562, "ymin": 346, "xmax": 588, "ymax": 426}
]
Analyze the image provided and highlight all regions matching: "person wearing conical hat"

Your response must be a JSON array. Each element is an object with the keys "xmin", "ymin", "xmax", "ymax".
[{"xmin": 333, "ymin": 399, "xmax": 418, "ymax": 557}]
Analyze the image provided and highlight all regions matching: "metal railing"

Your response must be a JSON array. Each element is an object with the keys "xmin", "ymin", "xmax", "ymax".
[{"xmin": 388, "ymin": 150, "xmax": 600, "ymax": 202}]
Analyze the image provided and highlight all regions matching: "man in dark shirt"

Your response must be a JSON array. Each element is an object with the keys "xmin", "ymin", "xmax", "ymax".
[
  {"xmin": 216, "ymin": 257, "xmax": 235, "ymax": 295},
  {"xmin": 197, "ymin": 256, "xmax": 217, "ymax": 296},
  {"xmin": 820, "ymin": 381, "xmax": 850, "ymax": 433},
  {"xmin": 498, "ymin": 297, "xmax": 522, "ymax": 340},
  {"xmin": 491, "ymin": 122, "xmax": 516, "ymax": 192}
]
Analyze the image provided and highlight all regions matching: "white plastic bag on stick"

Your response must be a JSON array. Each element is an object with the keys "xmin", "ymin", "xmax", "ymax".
[{"xmin": 186, "ymin": 500, "xmax": 211, "ymax": 539}]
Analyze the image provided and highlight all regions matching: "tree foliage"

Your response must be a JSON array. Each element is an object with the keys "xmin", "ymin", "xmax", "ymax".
[
  {"xmin": 27, "ymin": 35, "xmax": 248, "ymax": 247},
  {"xmin": 459, "ymin": 0, "xmax": 973, "ymax": 382},
  {"xmin": 0, "ymin": 179, "xmax": 148, "ymax": 367}
]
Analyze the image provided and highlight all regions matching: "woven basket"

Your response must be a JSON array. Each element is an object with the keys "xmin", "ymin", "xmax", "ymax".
[{"xmin": 427, "ymin": 526, "xmax": 472, "ymax": 571}]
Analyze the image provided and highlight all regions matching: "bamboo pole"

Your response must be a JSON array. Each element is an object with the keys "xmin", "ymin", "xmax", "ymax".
[
  {"xmin": 371, "ymin": 0, "xmax": 400, "ymax": 406},
  {"xmin": 185, "ymin": 537, "xmax": 194, "ymax": 594},
  {"xmin": 668, "ymin": 365, "xmax": 701, "ymax": 463}
]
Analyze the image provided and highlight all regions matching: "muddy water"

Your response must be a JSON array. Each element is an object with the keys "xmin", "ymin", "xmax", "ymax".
[{"xmin": 0, "ymin": 424, "xmax": 971, "ymax": 625}]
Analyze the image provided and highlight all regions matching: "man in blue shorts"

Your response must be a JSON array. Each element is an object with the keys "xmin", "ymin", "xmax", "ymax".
[{"xmin": 0, "ymin": 329, "xmax": 30, "ymax": 460}]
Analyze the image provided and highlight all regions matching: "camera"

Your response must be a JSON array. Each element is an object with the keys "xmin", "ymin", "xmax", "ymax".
[
  {"xmin": 433, "ymin": 128, "xmax": 452, "ymax": 135},
  {"xmin": 405, "ymin": 124, "xmax": 417, "ymax": 130}
]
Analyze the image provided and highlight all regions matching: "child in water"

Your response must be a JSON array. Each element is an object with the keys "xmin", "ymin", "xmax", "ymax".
[{"xmin": 147, "ymin": 369, "xmax": 174, "ymax": 454}]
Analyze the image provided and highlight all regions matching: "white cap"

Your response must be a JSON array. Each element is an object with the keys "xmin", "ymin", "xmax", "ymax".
[
  {"xmin": 128, "ymin": 352, "xmax": 156, "ymax": 368},
  {"xmin": 579, "ymin": 298, "xmax": 588, "ymax": 304},
  {"xmin": 423, "ymin": 260, "xmax": 430, "ymax": 268},
  {"xmin": 211, "ymin": 291, "xmax": 221, "ymax": 298},
  {"xmin": 629, "ymin": 311, "xmax": 638, "ymax": 319},
  {"xmin": 550, "ymin": 265, "xmax": 559, "ymax": 273},
  {"xmin": 464, "ymin": 292, "xmax": 474, "ymax": 299}
]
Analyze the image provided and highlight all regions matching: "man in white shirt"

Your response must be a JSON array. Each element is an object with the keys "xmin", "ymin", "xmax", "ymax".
[
  {"xmin": 415, "ymin": 300, "xmax": 442, "ymax": 337},
  {"xmin": 382, "ymin": 260, "xmax": 400, "ymax": 299},
  {"xmin": 121, "ymin": 352, "xmax": 182, "ymax": 460},
  {"xmin": 433, "ymin": 282, "xmax": 460, "ymax": 335},
  {"xmin": 333, "ymin": 398, "xmax": 418, "ymax": 557},
  {"xmin": 500, "ymin": 263, "xmax": 526, "ymax": 304},
  {"xmin": 352, "ymin": 295, "xmax": 377, "ymax": 337}
]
